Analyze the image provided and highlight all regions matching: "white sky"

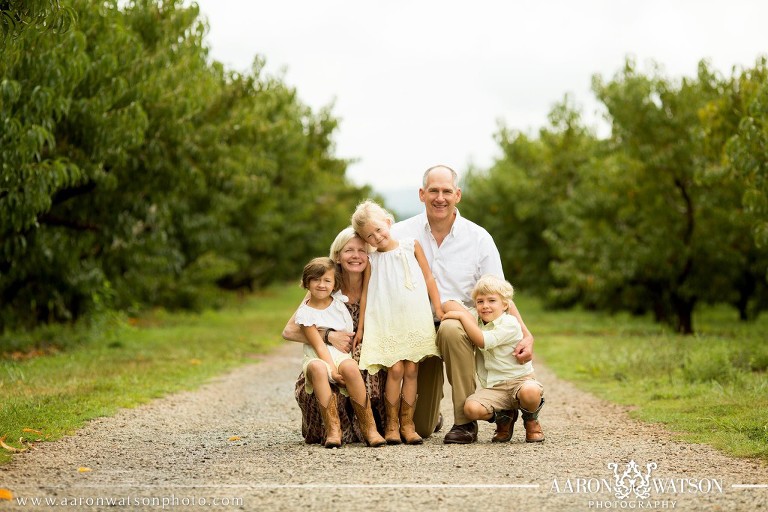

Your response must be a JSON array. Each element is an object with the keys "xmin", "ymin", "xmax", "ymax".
[{"xmin": 193, "ymin": 0, "xmax": 768, "ymax": 194}]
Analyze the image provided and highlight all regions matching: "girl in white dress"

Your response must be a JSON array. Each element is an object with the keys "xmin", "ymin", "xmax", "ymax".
[
  {"xmin": 351, "ymin": 200, "xmax": 444, "ymax": 444},
  {"xmin": 295, "ymin": 257, "xmax": 385, "ymax": 448}
]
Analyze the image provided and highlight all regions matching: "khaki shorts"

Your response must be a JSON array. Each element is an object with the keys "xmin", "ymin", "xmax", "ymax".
[{"xmin": 466, "ymin": 374, "xmax": 544, "ymax": 413}]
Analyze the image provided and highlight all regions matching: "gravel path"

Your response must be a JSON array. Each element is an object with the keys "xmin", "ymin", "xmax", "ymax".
[{"xmin": 2, "ymin": 341, "xmax": 766, "ymax": 511}]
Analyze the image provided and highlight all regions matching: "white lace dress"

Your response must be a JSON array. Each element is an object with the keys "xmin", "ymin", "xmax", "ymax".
[{"xmin": 359, "ymin": 238, "xmax": 440, "ymax": 373}]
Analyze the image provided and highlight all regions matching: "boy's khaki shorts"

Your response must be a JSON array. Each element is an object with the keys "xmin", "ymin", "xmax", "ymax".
[{"xmin": 466, "ymin": 374, "xmax": 544, "ymax": 413}]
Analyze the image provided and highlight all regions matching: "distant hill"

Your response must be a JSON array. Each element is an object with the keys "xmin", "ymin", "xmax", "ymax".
[{"xmin": 377, "ymin": 187, "xmax": 423, "ymax": 220}]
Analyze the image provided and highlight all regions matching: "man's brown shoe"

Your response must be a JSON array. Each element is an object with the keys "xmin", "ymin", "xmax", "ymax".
[
  {"xmin": 492, "ymin": 409, "xmax": 518, "ymax": 443},
  {"xmin": 524, "ymin": 419, "xmax": 545, "ymax": 442},
  {"xmin": 443, "ymin": 422, "xmax": 478, "ymax": 444}
]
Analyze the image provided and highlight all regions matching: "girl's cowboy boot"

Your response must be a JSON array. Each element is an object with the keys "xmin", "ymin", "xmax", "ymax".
[
  {"xmin": 318, "ymin": 394, "xmax": 342, "ymax": 448},
  {"xmin": 351, "ymin": 395, "xmax": 386, "ymax": 447},
  {"xmin": 399, "ymin": 395, "xmax": 423, "ymax": 445},
  {"xmin": 384, "ymin": 396, "xmax": 402, "ymax": 445}
]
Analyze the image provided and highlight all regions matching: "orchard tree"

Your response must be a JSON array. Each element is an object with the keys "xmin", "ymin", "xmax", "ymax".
[
  {"xmin": 1, "ymin": 0, "xmax": 363, "ymax": 329},
  {"xmin": 461, "ymin": 97, "xmax": 599, "ymax": 298},
  {"xmin": 1, "ymin": 0, "xmax": 97, "ymax": 325},
  {"xmin": 209, "ymin": 65, "xmax": 366, "ymax": 291},
  {"xmin": 461, "ymin": 131, "xmax": 548, "ymax": 294},
  {"xmin": 725, "ymin": 58, "xmax": 768, "ymax": 249},
  {"xmin": 549, "ymin": 59, "xmax": 750, "ymax": 333},
  {"xmin": 701, "ymin": 57, "xmax": 768, "ymax": 319}
]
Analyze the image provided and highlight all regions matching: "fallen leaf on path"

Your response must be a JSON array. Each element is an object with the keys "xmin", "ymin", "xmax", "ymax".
[
  {"xmin": 0, "ymin": 489, "xmax": 12, "ymax": 501},
  {"xmin": 228, "ymin": 436, "xmax": 241, "ymax": 441},
  {"xmin": 77, "ymin": 467, "xmax": 92, "ymax": 473},
  {"xmin": 22, "ymin": 428, "xmax": 43, "ymax": 435},
  {"xmin": 0, "ymin": 436, "xmax": 26, "ymax": 453}
]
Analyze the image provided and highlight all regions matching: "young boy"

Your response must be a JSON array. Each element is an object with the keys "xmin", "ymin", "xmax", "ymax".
[{"xmin": 442, "ymin": 274, "xmax": 545, "ymax": 443}]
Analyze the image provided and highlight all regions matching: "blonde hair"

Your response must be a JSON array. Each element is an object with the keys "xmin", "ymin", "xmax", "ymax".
[
  {"xmin": 328, "ymin": 227, "xmax": 365, "ymax": 261},
  {"xmin": 301, "ymin": 257, "xmax": 341, "ymax": 292},
  {"xmin": 471, "ymin": 274, "xmax": 514, "ymax": 307},
  {"xmin": 351, "ymin": 199, "xmax": 395, "ymax": 236}
]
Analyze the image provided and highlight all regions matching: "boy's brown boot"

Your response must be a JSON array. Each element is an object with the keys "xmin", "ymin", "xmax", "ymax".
[
  {"xmin": 399, "ymin": 395, "xmax": 423, "ymax": 445},
  {"xmin": 521, "ymin": 402, "xmax": 545, "ymax": 443},
  {"xmin": 491, "ymin": 409, "xmax": 519, "ymax": 443},
  {"xmin": 318, "ymin": 394, "xmax": 342, "ymax": 448},
  {"xmin": 384, "ymin": 397, "xmax": 402, "ymax": 445},
  {"xmin": 351, "ymin": 396, "xmax": 386, "ymax": 447},
  {"xmin": 523, "ymin": 419, "xmax": 545, "ymax": 442}
]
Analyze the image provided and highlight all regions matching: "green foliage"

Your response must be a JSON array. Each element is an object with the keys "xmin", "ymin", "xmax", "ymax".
[
  {"xmin": 530, "ymin": 297, "xmax": 768, "ymax": 460},
  {"xmin": 461, "ymin": 96, "xmax": 600, "ymax": 297},
  {"xmin": 465, "ymin": 57, "xmax": 768, "ymax": 334},
  {"xmin": 569, "ymin": 59, "xmax": 742, "ymax": 333},
  {"xmin": 1, "ymin": 0, "xmax": 366, "ymax": 331},
  {"xmin": 721, "ymin": 57, "xmax": 768, "ymax": 249},
  {"xmin": 0, "ymin": 0, "xmax": 76, "ymax": 40}
]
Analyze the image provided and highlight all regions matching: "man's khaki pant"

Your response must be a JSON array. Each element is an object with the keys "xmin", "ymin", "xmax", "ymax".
[{"xmin": 413, "ymin": 319, "xmax": 476, "ymax": 437}]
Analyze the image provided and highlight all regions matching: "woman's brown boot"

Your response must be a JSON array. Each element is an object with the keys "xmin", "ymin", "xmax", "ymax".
[
  {"xmin": 318, "ymin": 394, "xmax": 342, "ymax": 448},
  {"xmin": 399, "ymin": 395, "xmax": 423, "ymax": 445},
  {"xmin": 351, "ymin": 396, "xmax": 386, "ymax": 447},
  {"xmin": 384, "ymin": 396, "xmax": 402, "ymax": 445}
]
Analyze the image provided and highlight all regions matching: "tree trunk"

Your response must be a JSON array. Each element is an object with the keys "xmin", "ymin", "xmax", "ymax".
[
  {"xmin": 672, "ymin": 295, "xmax": 696, "ymax": 335},
  {"xmin": 734, "ymin": 271, "xmax": 756, "ymax": 321}
]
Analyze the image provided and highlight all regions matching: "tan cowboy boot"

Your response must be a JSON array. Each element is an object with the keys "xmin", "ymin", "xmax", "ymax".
[
  {"xmin": 399, "ymin": 395, "xmax": 423, "ymax": 445},
  {"xmin": 384, "ymin": 396, "xmax": 402, "ymax": 445},
  {"xmin": 318, "ymin": 394, "xmax": 342, "ymax": 448},
  {"xmin": 351, "ymin": 396, "xmax": 386, "ymax": 447}
]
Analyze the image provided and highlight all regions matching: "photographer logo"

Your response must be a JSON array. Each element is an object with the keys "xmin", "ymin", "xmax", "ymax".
[{"xmin": 550, "ymin": 460, "xmax": 723, "ymax": 509}]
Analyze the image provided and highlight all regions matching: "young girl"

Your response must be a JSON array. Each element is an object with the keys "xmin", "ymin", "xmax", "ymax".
[
  {"xmin": 295, "ymin": 257, "xmax": 386, "ymax": 448},
  {"xmin": 351, "ymin": 200, "xmax": 443, "ymax": 445}
]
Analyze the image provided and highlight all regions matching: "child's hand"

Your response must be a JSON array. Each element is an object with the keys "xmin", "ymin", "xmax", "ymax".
[
  {"xmin": 352, "ymin": 327, "xmax": 364, "ymax": 353},
  {"xmin": 442, "ymin": 311, "xmax": 458, "ymax": 321},
  {"xmin": 434, "ymin": 307, "xmax": 445, "ymax": 320},
  {"xmin": 331, "ymin": 369, "xmax": 345, "ymax": 386}
]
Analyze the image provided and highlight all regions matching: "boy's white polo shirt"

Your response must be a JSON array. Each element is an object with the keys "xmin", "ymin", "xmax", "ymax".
[{"xmin": 470, "ymin": 309, "xmax": 533, "ymax": 387}]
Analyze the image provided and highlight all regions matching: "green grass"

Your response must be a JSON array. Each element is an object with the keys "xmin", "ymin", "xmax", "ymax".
[
  {"xmin": 522, "ymin": 296, "xmax": 768, "ymax": 461},
  {"xmin": 1, "ymin": 285, "xmax": 766, "ymax": 464},
  {"xmin": 0, "ymin": 284, "xmax": 306, "ymax": 463}
]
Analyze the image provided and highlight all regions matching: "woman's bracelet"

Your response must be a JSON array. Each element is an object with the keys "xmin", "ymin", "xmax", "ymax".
[{"xmin": 323, "ymin": 328, "xmax": 336, "ymax": 345}]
